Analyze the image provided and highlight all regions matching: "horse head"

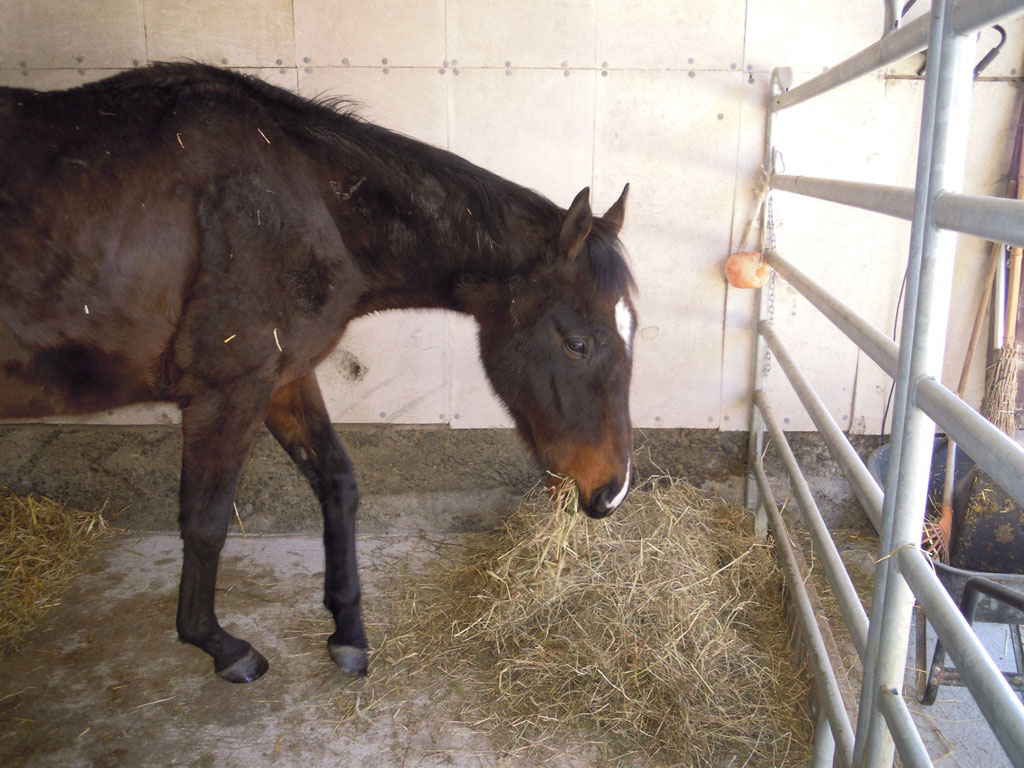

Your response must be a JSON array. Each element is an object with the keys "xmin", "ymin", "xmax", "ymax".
[{"xmin": 461, "ymin": 185, "xmax": 635, "ymax": 518}]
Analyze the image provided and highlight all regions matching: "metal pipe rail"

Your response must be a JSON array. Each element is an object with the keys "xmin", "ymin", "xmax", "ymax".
[
  {"xmin": 752, "ymin": 461, "xmax": 856, "ymax": 767},
  {"xmin": 774, "ymin": 0, "xmax": 1024, "ymax": 111},
  {"xmin": 934, "ymin": 192, "xmax": 1024, "ymax": 250},
  {"xmin": 771, "ymin": 175, "xmax": 916, "ymax": 221},
  {"xmin": 753, "ymin": 384, "xmax": 936, "ymax": 766},
  {"xmin": 745, "ymin": 67, "xmax": 791, "ymax": 539},
  {"xmin": 763, "ymin": 251, "xmax": 1024, "ymax": 511},
  {"xmin": 758, "ymin": 322, "xmax": 883, "ymax": 532},
  {"xmin": 763, "ymin": 244, "xmax": 1024, "ymax": 762},
  {"xmin": 897, "ymin": 546, "xmax": 1024, "ymax": 764},
  {"xmin": 766, "ymin": 250, "xmax": 899, "ymax": 377},
  {"xmin": 916, "ymin": 378, "xmax": 1024, "ymax": 507},
  {"xmin": 754, "ymin": 390, "xmax": 870, "ymax": 657},
  {"xmin": 875, "ymin": 686, "xmax": 933, "ymax": 768},
  {"xmin": 745, "ymin": 0, "xmax": 1024, "ymax": 765},
  {"xmin": 771, "ymin": 175, "xmax": 1024, "ymax": 250}
]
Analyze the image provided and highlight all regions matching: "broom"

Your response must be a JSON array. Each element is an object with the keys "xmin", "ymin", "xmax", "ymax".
[{"xmin": 981, "ymin": 129, "xmax": 1024, "ymax": 437}]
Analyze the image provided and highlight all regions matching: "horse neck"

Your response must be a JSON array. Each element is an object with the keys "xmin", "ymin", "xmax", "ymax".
[{"xmin": 318, "ymin": 134, "xmax": 560, "ymax": 315}]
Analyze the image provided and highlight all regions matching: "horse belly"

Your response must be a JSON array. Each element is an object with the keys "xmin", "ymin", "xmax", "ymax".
[{"xmin": 0, "ymin": 207, "xmax": 193, "ymax": 419}]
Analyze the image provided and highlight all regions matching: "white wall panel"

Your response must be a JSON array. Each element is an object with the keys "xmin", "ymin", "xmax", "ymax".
[
  {"xmin": 773, "ymin": 75, "xmax": 922, "ymax": 185},
  {"xmin": 237, "ymin": 66, "xmax": 299, "ymax": 93},
  {"xmin": 719, "ymin": 72, "xmax": 774, "ymax": 429},
  {"xmin": 594, "ymin": 69, "xmax": 744, "ymax": 427},
  {"xmin": 0, "ymin": 68, "xmax": 114, "ymax": 89},
  {"xmin": 294, "ymin": 0, "xmax": 446, "ymax": 68},
  {"xmin": 745, "ymin": 0, "xmax": 880, "ymax": 75},
  {"xmin": 762, "ymin": 76, "xmax": 917, "ymax": 433},
  {"xmin": 448, "ymin": 0, "xmax": 595, "ymax": 69},
  {"xmin": 38, "ymin": 403, "xmax": 181, "ymax": 426},
  {"xmin": 596, "ymin": 0, "xmax": 744, "ymax": 71},
  {"xmin": 766, "ymin": 194, "xmax": 908, "ymax": 432},
  {"xmin": 448, "ymin": 315, "xmax": 513, "ymax": 428},
  {"xmin": 448, "ymin": 67, "xmax": 595, "ymax": 203},
  {"xmin": 0, "ymin": 0, "xmax": 145, "ymax": 70},
  {"xmin": 142, "ymin": 0, "xmax": 295, "ymax": 68},
  {"xmin": 628, "ymin": 290, "xmax": 723, "ymax": 428},
  {"xmin": 318, "ymin": 311, "xmax": 450, "ymax": 424}
]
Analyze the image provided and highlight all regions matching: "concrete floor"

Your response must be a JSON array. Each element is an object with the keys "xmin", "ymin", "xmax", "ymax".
[
  {"xmin": 909, "ymin": 615, "xmax": 1023, "ymax": 768},
  {"xmin": 2, "ymin": 521, "xmax": 1019, "ymax": 766},
  {"xmin": 0, "ymin": 533, "xmax": 602, "ymax": 768}
]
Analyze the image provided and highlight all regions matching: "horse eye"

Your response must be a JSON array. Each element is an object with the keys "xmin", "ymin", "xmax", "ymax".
[{"xmin": 564, "ymin": 338, "xmax": 588, "ymax": 359}]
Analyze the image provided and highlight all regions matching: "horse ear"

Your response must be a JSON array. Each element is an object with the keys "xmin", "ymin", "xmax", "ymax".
[
  {"xmin": 602, "ymin": 183, "xmax": 629, "ymax": 234},
  {"xmin": 559, "ymin": 187, "xmax": 593, "ymax": 262}
]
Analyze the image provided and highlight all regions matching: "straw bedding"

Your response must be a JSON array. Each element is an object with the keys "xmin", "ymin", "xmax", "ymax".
[
  {"xmin": 0, "ymin": 477, "xmax": 810, "ymax": 763},
  {"xmin": 323, "ymin": 478, "xmax": 813, "ymax": 766},
  {"xmin": 0, "ymin": 487, "xmax": 110, "ymax": 654}
]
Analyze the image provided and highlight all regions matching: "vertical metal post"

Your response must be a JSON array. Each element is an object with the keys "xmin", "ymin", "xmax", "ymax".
[
  {"xmin": 883, "ymin": 0, "xmax": 903, "ymax": 36},
  {"xmin": 811, "ymin": 707, "xmax": 837, "ymax": 768},
  {"xmin": 853, "ymin": 0, "xmax": 975, "ymax": 764},
  {"xmin": 744, "ymin": 277, "xmax": 769, "ymax": 539},
  {"xmin": 745, "ymin": 67, "xmax": 790, "ymax": 537}
]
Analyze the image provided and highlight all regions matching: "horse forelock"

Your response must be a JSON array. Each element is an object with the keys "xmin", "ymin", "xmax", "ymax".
[{"xmin": 583, "ymin": 223, "xmax": 636, "ymax": 303}]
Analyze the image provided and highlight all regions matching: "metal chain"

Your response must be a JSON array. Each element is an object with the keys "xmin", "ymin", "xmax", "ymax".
[{"xmin": 762, "ymin": 190, "xmax": 777, "ymax": 380}]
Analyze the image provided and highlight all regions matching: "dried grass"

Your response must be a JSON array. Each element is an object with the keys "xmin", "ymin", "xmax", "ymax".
[
  {"xmin": 982, "ymin": 342, "xmax": 1022, "ymax": 436},
  {"xmin": 0, "ymin": 487, "xmax": 110, "ymax": 654},
  {"xmin": 318, "ymin": 478, "xmax": 813, "ymax": 766}
]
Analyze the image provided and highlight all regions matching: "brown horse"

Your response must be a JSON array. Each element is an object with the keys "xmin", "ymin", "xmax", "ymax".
[{"xmin": 0, "ymin": 63, "xmax": 636, "ymax": 683}]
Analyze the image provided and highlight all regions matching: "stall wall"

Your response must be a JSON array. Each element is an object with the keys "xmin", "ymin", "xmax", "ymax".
[{"xmin": 2, "ymin": 1, "xmax": 1022, "ymax": 433}]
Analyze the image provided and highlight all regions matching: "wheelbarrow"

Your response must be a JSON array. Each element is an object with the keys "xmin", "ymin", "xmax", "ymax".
[
  {"xmin": 867, "ymin": 437, "xmax": 1024, "ymax": 703},
  {"xmin": 913, "ymin": 560, "xmax": 1024, "ymax": 704}
]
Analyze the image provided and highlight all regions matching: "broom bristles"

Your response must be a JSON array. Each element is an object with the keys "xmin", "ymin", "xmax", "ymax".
[{"xmin": 982, "ymin": 342, "xmax": 1021, "ymax": 436}]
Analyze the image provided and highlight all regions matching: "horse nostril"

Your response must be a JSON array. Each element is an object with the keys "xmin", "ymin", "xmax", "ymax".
[{"xmin": 585, "ymin": 480, "xmax": 627, "ymax": 519}]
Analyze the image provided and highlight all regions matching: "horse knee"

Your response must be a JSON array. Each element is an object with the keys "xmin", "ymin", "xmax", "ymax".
[
  {"xmin": 179, "ymin": 511, "xmax": 231, "ymax": 555},
  {"xmin": 321, "ymin": 470, "xmax": 359, "ymax": 518}
]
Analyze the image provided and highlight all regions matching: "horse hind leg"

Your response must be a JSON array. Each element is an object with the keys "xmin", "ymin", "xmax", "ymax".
[
  {"xmin": 176, "ymin": 387, "xmax": 270, "ymax": 683},
  {"xmin": 265, "ymin": 374, "xmax": 368, "ymax": 676}
]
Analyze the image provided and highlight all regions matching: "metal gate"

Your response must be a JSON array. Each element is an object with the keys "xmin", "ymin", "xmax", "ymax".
[{"xmin": 744, "ymin": 1, "xmax": 1024, "ymax": 765}]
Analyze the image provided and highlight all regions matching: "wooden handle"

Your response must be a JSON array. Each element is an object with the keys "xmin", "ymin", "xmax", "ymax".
[{"xmin": 1006, "ymin": 247, "xmax": 1022, "ymax": 347}]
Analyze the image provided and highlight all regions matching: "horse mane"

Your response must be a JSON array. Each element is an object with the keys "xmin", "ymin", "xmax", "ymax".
[
  {"xmin": 74, "ymin": 61, "xmax": 364, "ymax": 128},
  {"xmin": 54, "ymin": 63, "xmax": 633, "ymax": 294}
]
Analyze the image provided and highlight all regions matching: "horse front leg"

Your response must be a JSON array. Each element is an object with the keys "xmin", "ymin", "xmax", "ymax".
[
  {"xmin": 177, "ymin": 389, "xmax": 269, "ymax": 683},
  {"xmin": 265, "ymin": 374, "xmax": 368, "ymax": 675}
]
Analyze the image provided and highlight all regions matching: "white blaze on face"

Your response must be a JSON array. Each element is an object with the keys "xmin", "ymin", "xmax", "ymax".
[
  {"xmin": 608, "ymin": 458, "xmax": 631, "ymax": 511},
  {"xmin": 615, "ymin": 297, "xmax": 634, "ymax": 356}
]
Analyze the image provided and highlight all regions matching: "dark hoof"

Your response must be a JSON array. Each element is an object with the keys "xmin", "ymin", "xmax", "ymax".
[
  {"xmin": 216, "ymin": 646, "xmax": 269, "ymax": 683},
  {"xmin": 329, "ymin": 644, "xmax": 368, "ymax": 676}
]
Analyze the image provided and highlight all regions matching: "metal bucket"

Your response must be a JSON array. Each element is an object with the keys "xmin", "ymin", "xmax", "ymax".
[{"xmin": 951, "ymin": 467, "xmax": 1024, "ymax": 575}]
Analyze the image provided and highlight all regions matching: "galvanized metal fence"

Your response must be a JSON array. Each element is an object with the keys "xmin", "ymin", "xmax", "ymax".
[{"xmin": 745, "ymin": 1, "xmax": 1024, "ymax": 765}]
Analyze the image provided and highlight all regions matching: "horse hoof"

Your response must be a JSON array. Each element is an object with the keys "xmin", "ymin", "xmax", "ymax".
[
  {"xmin": 329, "ymin": 644, "xmax": 368, "ymax": 676},
  {"xmin": 216, "ymin": 646, "xmax": 269, "ymax": 683}
]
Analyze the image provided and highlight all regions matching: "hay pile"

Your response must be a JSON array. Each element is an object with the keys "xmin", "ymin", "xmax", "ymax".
[
  {"xmin": 331, "ymin": 478, "xmax": 812, "ymax": 766},
  {"xmin": 0, "ymin": 487, "xmax": 110, "ymax": 654}
]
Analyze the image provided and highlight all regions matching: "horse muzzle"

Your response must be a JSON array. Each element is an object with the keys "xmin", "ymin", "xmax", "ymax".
[{"xmin": 578, "ymin": 460, "xmax": 631, "ymax": 519}]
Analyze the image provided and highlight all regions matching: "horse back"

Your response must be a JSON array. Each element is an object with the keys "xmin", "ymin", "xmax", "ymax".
[{"xmin": 0, "ymin": 72, "xmax": 357, "ymax": 419}]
